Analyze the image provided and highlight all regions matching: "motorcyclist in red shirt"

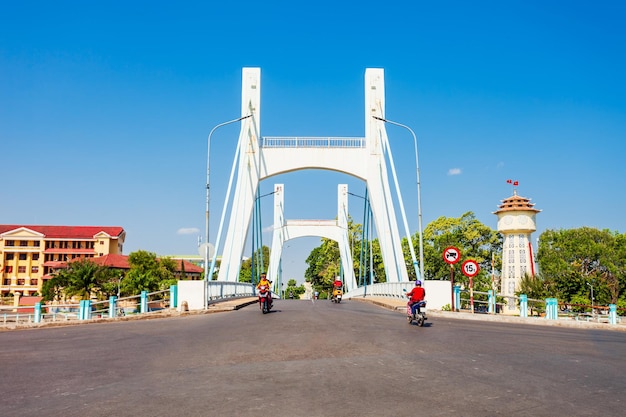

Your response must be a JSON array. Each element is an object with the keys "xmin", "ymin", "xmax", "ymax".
[{"xmin": 406, "ymin": 280, "xmax": 426, "ymax": 316}]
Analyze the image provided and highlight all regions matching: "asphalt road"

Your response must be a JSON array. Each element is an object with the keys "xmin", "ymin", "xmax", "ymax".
[{"xmin": 1, "ymin": 299, "xmax": 624, "ymax": 417}]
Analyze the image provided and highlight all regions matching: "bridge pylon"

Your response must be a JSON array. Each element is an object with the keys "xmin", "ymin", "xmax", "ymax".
[
  {"xmin": 267, "ymin": 184, "xmax": 357, "ymax": 293},
  {"xmin": 216, "ymin": 67, "xmax": 412, "ymax": 284}
]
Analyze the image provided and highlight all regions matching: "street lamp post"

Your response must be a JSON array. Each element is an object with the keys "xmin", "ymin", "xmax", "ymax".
[
  {"xmin": 372, "ymin": 116, "xmax": 424, "ymax": 282},
  {"xmin": 205, "ymin": 114, "xmax": 252, "ymax": 309},
  {"xmin": 117, "ymin": 273, "xmax": 123, "ymax": 298}
]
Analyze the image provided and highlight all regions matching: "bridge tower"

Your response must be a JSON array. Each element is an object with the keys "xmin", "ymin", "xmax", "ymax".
[
  {"xmin": 267, "ymin": 184, "xmax": 357, "ymax": 293},
  {"xmin": 216, "ymin": 67, "xmax": 414, "ymax": 284},
  {"xmin": 494, "ymin": 189, "xmax": 541, "ymax": 313}
]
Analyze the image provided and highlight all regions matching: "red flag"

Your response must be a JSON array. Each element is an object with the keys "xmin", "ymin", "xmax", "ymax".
[
  {"xmin": 513, "ymin": 181, "xmax": 519, "ymax": 186},
  {"xmin": 506, "ymin": 179, "xmax": 512, "ymax": 184}
]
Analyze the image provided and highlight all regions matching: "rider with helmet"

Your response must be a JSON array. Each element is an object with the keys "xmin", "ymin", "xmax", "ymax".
[
  {"xmin": 257, "ymin": 273, "xmax": 273, "ymax": 308},
  {"xmin": 406, "ymin": 280, "xmax": 426, "ymax": 316}
]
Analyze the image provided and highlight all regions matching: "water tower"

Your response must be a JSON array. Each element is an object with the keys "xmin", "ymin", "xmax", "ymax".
[{"xmin": 494, "ymin": 188, "xmax": 541, "ymax": 313}]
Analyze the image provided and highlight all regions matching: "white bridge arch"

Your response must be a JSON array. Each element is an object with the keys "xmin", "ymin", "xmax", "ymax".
[
  {"xmin": 215, "ymin": 67, "xmax": 419, "ymax": 285},
  {"xmin": 267, "ymin": 184, "xmax": 357, "ymax": 293}
]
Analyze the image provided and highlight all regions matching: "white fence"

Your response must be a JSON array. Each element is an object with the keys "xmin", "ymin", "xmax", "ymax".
[{"xmin": 344, "ymin": 280, "xmax": 451, "ymax": 311}]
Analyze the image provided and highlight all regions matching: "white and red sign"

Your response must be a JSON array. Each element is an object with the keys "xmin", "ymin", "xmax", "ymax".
[
  {"xmin": 461, "ymin": 260, "xmax": 480, "ymax": 277},
  {"xmin": 443, "ymin": 246, "xmax": 461, "ymax": 265}
]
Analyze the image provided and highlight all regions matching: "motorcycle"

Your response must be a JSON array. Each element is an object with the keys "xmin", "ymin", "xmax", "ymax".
[
  {"xmin": 330, "ymin": 288, "xmax": 343, "ymax": 303},
  {"xmin": 258, "ymin": 284, "xmax": 272, "ymax": 314},
  {"xmin": 406, "ymin": 300, "xmax": 427, "ymax": 327}
]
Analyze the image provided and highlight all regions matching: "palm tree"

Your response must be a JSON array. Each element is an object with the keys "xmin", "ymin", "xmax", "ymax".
[{"xmin": 63, "ymin": 259, "xmax": 104, "ymax": 300}]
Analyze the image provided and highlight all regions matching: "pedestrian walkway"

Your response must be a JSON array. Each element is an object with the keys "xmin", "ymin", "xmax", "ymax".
[{"xmin": 351, "ymin": 296, "xmax": 626, "ymax": 332}]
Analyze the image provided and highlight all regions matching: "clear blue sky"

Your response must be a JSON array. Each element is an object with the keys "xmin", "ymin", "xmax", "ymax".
[{"xmin": 2, "ymin": 1, "xmax": 625, "ymax": 283}]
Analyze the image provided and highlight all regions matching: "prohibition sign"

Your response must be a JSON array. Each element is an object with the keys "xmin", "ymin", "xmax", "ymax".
[
  {"xmin": 443, "ymin": 246, "xmax": 461, "ymax": 264},
  {"xmin": 462, "ymin": 260, "xmax": 480, "ymax": 278}
]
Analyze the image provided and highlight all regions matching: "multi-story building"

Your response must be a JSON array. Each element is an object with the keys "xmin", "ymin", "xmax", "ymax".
[{"xmin": 0, "ymin": 225, "xmax": 126, "ymax": 296}]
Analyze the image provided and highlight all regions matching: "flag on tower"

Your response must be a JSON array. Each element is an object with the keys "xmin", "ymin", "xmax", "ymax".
[
  {"xmin": 513, "ymin": 181, "xmax": 519, "ymax": 186},
  {"xmin": 506, "ymin": 179, "xmax": 512, "ymax": 184}
]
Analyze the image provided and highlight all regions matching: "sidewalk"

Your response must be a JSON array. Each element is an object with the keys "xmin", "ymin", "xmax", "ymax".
[{"xmin": 352, "ymin": 296, "xmax": 626, "ymax": 332}]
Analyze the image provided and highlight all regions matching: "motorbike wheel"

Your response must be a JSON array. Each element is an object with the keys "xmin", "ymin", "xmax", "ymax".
[
  {"xmin": 416, "ymin": 314, "xmax": 424, "ymax": 327},
  {"xmin": 262, "ymin": 301, "xmax": 269, "ymax": 314},
  {"xmin": 407, "ymin": 315, "xmax": 413, "ymax": 324}
]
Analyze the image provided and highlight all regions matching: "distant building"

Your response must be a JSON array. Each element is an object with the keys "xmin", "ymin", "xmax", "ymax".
[
  {"xmin": 494, "ymin": 191, "xmax": 541, "ymax": 313},
  {"xmin": 0, "ymin": 225, "xmax": 125, "ymax": 296},
  {"xmin": 82, "ymin": 253, "xmax": 203, "ymax": 280}
]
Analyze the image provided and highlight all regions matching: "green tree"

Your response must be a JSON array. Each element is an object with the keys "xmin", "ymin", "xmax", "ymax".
[
  {"xmin": 122, "ymin": 250, "xmax": 174, "ymax": 294},
  {"xmin": 239, "ymin": 245, "xmax": 271, "ymax": 283},
  {"xmin": 304, "ymin": 217, "xmax": 382, "ymax": 293},
  {"xmin": 421, "ymin": 212, "xmax": 502, "ymax": 291},
  {"xmin": 305, "ymin": 239, "xmax": 340, "ymax": 292},
  {"xmin": 537, "ymin": 227, "xmax": 625, "ymax": 305},
  {"xmin": 284, "ymin": 278, "xmax": 305, "ymax": 298},
  {"xmin": 42, "ymin": 259, "xmax": 105, "ymax": 301},
  {"xmin": 97, "ymin": 268, "xmax": 126, "ymax": 299}
]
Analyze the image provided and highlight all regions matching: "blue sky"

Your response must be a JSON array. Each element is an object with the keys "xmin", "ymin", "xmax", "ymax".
[{"xmin": 2, "ymin": 1, "xmax": 625, "ymax": 283}]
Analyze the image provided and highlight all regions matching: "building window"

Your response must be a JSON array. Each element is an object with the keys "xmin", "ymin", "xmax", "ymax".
[
  {"xmin": 100, "ymin": 241, "xmax": 104, "ymax": 245},
  {"xmin": 6, "ymin": 253, "xmax": 14, "ymax": 260},
  {"xmin": 20, "ymin": 240, "xmax": 28, "ymax": 246},
  {"xmin": 31, "ymin": 266, "xmax": 39, "ymax": 273},
  {"xmin": 30, "ymin": 279, "xmax": 38, "ymax": 286},
  {"xmin": 2, "ymin": 279, "xmax": 10, "ymax": 285},
  {"xmin": 18, "ymin": 266, "xmax": 26, "ymax": 273},
  {"xmin": 19, "ymin": 254, "xmax": 27, "ymax": 261},
  {"xmin": 32, "ymin": 253, "xmax": 39, "ymax": 260},
  {"xmin": 4, "ymin": 266, "xmax": 12, "ymax": 273},
  {"xmin": 5, "ymin": 240, "xmax": 14, "ymax": 246},
  {"xmin": 520, "ymin": 250, "xmax": 526, "ymax": 263},
  {"xmin": 17, "ymin": 279, "xmax": 25, "ymax": 286},
  {"xmin": 34, "ymin": 241, "xmax": 40, "ymax": 247}
]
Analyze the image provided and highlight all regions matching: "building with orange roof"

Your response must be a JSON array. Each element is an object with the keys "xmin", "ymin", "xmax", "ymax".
[
  {"xmin": 78, "ymin": 254, "xmax": 203, "ymax": 279},
  {"xmin": 0, "ymin": 225, "xmax": 126, "ymax": 296}
]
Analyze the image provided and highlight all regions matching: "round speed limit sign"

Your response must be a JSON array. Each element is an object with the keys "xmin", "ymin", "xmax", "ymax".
[{"xmin": 461, "ymin": 260, "xmax": 480, "ymax": 278}]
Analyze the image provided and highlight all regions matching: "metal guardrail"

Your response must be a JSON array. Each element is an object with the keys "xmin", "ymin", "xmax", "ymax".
[
  {"xmin": 344, "ymin": 282, "xmax": 412, "ymax": 299},
  {"xmin": 1, "ymin": 282, "xmax": 257, "ymax": 327},
  {"xmin": 207, "ymin": 281, "xmax": 255, "ymax": 300},
  {"xmin": 1, "ymin": 288, "xmax": 173, "ymax": 327}
]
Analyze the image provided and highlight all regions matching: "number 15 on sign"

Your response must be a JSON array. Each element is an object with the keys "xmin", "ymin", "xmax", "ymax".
[{"xmin": 462, "ymin": 260, "xmax": 480, "ymax": 277}]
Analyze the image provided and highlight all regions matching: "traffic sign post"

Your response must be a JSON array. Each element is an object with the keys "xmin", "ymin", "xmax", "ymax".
[
  {"xmin": 462, "ymin": 260, "xmax": 480, "ymax": 313},
  {"xmin": 443, "ymin": 247, "xmax": 461, "ymax": 311},
  {"xmin": 443, "ymin": 247, "xmax": 461, "ymax": 265}
]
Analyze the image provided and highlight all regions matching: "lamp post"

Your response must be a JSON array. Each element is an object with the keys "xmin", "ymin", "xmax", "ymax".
[
  {"xmin": 117, "ymin": 273, "xmax": 123, "ymax": 298},
  {"xmin": 204, "ymin": 114, "xmax": 252, "ymax": 309},
  {"xmin": 372, "ymin": 116, "xmax": 424, "ymax": 282}
]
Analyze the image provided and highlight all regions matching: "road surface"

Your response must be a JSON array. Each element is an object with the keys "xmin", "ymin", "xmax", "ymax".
[{"xmin": 1, "ymin": 299, "xmax": 624, "ymax": 416}]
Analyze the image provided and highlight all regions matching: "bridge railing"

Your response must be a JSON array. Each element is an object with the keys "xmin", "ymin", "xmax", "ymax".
[
  {"xmin": 207, "ymin": 281, "xmax": 255, "ymax": 300},
  {"xmin": 262, "ymin": 137, "xmax": 365, "ymax": 148},
  {"xmin": 344, "ymin": 282, "xmax": 412, "ymax": 299},
  {"xmin": 0, "ymin": 282, "xmax": 257, "ymax": 327}
]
